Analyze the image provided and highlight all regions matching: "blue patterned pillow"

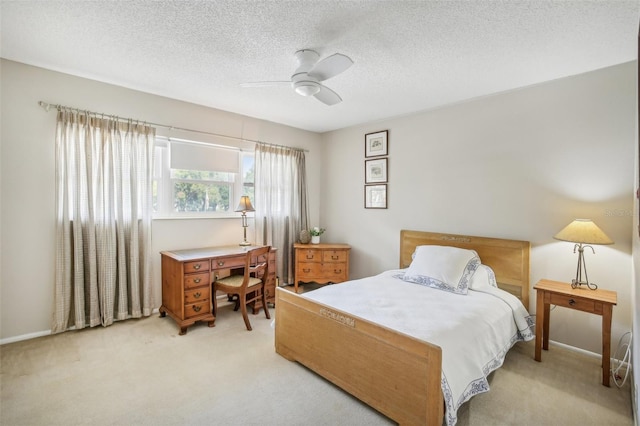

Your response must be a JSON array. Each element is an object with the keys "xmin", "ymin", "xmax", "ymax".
[{"xmin": 401, "ymin": 245, "xmax": 480, "ymax": 295}]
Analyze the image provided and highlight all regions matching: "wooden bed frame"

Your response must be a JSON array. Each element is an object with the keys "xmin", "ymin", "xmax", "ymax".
[{"xmin": 275, "ymin": 230, "xmax": 530, "ymax": 425}]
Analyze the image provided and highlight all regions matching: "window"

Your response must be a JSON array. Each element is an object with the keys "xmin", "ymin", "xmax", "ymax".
[
  {"xmin": 242, "ymin": 153, "xmax": 255, "ymax": 200},
  {"xmin": 153, "ymin": 138, "xmax": 254, "ymax": 218}
]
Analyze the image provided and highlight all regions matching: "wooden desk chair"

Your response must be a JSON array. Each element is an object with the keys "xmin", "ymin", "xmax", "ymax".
[{"xmin": 212, "ymin": 246, "xmax": 271, "ymax": 331}]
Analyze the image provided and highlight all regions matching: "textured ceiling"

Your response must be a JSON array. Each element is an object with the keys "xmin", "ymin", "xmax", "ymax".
[{"xmin": 1, "ymin": 1, "xmax": 638, "ymax": 133}]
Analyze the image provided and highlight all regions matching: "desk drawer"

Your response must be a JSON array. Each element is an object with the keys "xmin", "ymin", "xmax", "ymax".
[
  {"xmin": 550, "ymin": 293, "xmax": 595, "ymax": 313},
  {"xmin": 184, "ymin": 272, "xmax": 210, "ymax": 289},
  {"xmin": 212, "ymin": 256, "xmax": 245, "ymax": 270},
  {"xmin": 184, "ymin": 260, "xmax": 210, "ymax": 274},
  {"xmin": 184, "ymin": 287, "xmax": 210, "ymax": 304},
  {"xmin": 184, "ymin": 300, "xmax": 210, "ymax": 319}
]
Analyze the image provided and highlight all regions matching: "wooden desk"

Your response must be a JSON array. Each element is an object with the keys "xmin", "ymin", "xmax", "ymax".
[
  {"xmin": 160, "ymin": 245, "xmax": 277, "ymax": 335},
  {"xmin": 533, "ymin": 279, "xmax": 617, "ymax": 386}
]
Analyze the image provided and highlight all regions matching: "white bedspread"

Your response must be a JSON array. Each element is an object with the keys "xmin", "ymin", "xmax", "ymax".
[{"xmin": 301, "ymin": 269, "xmax": 534, "ymax": 426}]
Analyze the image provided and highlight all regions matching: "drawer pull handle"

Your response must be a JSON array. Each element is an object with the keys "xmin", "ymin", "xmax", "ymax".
[
  {"xmin": 194, "ymin": 292, "xmax": 201, "ymax": 299},
  {"xmin": 217, "ymin": 261, "xmax": 225, "ymax": 267},
  {"xmin": 331, "ymin": 255, "xmax": 339, "ymax": 260},
  {"xmin": 193, "ymin": 264, "xmax": 201, "ymax": 270},
  {"xmin": 334, "ymin": 269, "xmax": 342, "ymax": 273},
  {"xmin": 194, "ymin": 278, "xmax": 201, "ymax": 284},
  {"xmin": 569, "ymin": 298, "xmax": 576, "ymax": 306},
  {"xmin": 306, "ymin": 255, "xmax": 314, "ymax": 259},
  {"xmin": 193, "ymin": 305, "xmax": 202, "ymax": 312},
  {"xmin": 303, "ymin": 268, "xmax": 311, "ymax": 273}
]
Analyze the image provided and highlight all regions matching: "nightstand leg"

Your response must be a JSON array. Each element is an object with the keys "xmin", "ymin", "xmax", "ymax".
[
  {"xmin": 535, "ymin": 290, "xmax": 544, "ymax": 361},
  {"xmin": 542, "ymin": 302, "xmax": 550, "ymax": 350},
  {"xmin": 602, "ymin": 305, "xmax": 612, "ymax": 387}
]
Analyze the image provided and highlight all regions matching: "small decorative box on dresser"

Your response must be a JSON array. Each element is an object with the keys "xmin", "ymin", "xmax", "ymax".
[
  {"xmin": 293, "ymin": 243, "xmax": 351, "ymax": 293},
  {"xmin": 160, "ymin": 245, "xmax": 277, "ymax": 335},
  {"xmin": 533, "ymin": 279, "xmax": 617, "ymax": 386}
]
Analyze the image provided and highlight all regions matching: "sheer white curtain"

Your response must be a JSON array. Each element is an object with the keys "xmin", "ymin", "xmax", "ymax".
[
  {"xmin": 52, "ymin": 109, "xmax": 155, "ymax": 333},
  {"xmin": 255, "ymin": 143, "xmax": 308, "ymax": 284}
]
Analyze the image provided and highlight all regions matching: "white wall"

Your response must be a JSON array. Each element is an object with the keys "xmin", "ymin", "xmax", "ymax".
[
  {"xmin": 0, "ymin": 59, "xmax": 322, "ymax": 341},
  {"xmin": 633, "ymin": 190, "xmax": 639, "ymax": 420},
  {"xmin": 321, "ymin": 62, "xmax": 636, "ymax": 356},
  {"xmin": 1, "ymin": 57, "xmax": 636, "ymax": 364},
  {"xmin": 632, "ymin": 82, "xmax": 639, "ymax": 421}
]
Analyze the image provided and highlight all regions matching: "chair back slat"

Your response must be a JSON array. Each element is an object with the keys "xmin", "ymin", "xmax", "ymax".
[
  {"xmin": 212, "ymin": 245, "xmax": 272, "ymax": 331},
  {"xmin": 248, "ymin": 246, "xmax": 270, "ymax": 282}
]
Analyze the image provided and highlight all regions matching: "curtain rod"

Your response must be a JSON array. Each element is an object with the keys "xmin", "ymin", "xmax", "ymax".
[{"xmin": 38, "ymin": 101, "xmax": 308, "ymax": 153}]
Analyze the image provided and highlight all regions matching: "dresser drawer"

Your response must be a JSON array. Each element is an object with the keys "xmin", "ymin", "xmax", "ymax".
[
  {"xmin": 321, "ymin": 263, "xmax": 348, "ymax": 282},
  {"xmin": 184, "ymin": 300, "xmax": 210, "ymax": 319},
  {"xmin": 184, "ymin": 272, "xmax": 210, "ymax": 289},
  {"xmin": 184, "ymin": 260, "xmax": 210, "ymax": 274},
  {"xmin": 212, "ymin": 256, "xmax": 245, "ymax": 270},
  {"xmin": 323, "ymin": 250, "xmax": 347, "ymax": 263},
  {"xmin": 184, "ymin": 287, "xmax": 210, "ymax": 304},
  {"xmin": 299, "ymin": 249, "xmax": 322, "ymax": 262},
  {"xmin": 549, "ymin": 293, "xmax": 595, "ymax": 313},
  {"xmin": 297, "ymin": 262, "xmax": 322, "ymax": 279}
]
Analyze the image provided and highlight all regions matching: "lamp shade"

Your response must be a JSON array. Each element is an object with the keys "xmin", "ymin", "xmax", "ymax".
[
  {"xmin": 553, "ymin": 219, "xmax": 613, "ymax": 245},
  {"xmin": 235, "ymin": 195, "xmax": 255, "ymax": 213}
]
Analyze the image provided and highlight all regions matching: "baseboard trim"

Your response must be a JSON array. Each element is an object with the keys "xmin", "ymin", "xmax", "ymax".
[
  {"xmin": 550, "ymin": 339, "xmax": 633, "ymax": 369},
  {"xmin": 0, "ymin": 330, "xmax": 52, "ymax": 345},
  {"xmin": 548, "ymin": 340, "xmax": 600, "ymax": 358},
  {"xmin": 1, "ymin": 308, "xmax": 161, "ymax": 346}
]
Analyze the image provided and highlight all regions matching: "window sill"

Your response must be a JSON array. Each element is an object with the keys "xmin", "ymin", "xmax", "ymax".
[{"xmin": 153, "ymin": 214, "xmax": 253, "ymax": 221}]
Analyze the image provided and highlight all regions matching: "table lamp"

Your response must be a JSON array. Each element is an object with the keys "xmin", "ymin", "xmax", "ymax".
[
  {"xmin": 553, "ymin": 219, "xmax": 613, "ymax": 290},
  {"xmin": 235, "ymin": 195, "xmax": 255, "ymax": 246}
]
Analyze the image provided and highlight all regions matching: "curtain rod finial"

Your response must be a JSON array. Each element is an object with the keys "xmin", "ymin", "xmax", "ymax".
[{"xmin": 38, "ymin": 101, "xmax": 50, "ymax": 112}]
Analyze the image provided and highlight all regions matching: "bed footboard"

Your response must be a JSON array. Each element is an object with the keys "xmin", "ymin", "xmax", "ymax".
[{"xmin": 275, "ymin": 287, "xmax": 443, "ymax": 425}]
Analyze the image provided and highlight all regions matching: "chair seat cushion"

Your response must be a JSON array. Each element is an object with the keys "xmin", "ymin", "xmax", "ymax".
[{"xmin": 215, "ymin": 275, "xmax": 262, "ymax": 288}]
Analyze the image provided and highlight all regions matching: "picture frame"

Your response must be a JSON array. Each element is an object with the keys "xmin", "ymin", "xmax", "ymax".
[
  {"xmin": 365, "ymin": 184, "xmax": 387, "ymax": 209},
  {"xmin": 365, "ymin": 130, "xmax": 388, "ymax": 158},
  {"xmin": 365, "ymin": 158, "xmax": 388, "ymax": 184}
]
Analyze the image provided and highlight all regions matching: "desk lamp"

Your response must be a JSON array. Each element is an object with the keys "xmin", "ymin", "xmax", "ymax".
[
  {"xmin": 553, "ymin": 219, "xmax": 613, "ymax": 290},
  {"xmin": 235, "ymin": 196, "xmax": 255, "ymax": 246}
]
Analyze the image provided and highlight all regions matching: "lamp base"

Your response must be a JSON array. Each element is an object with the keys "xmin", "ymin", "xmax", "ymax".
[
  {"xmin": 239, "ymin": 241, "xmax": 251, "ymax": 247},
  {"xmin": 571, "ymin": 244, "xmax": 598, "ymax": 290},
  {"xmin": 571, "ymin": 279, "xmax": 598, "ymax": 290}
]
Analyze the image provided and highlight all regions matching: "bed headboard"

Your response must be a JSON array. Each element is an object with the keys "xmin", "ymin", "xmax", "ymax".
[{"xmin": 399, "ymin": 230, "xmax": 531, "ymax": 309}]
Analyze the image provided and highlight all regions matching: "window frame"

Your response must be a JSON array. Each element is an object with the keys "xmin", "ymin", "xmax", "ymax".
[{"xmin": 152, "ymin": 138, "xmax": 254, "ymax": 219}]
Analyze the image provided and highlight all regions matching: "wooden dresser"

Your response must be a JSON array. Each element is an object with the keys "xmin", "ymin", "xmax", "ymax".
[
  {"xmin": 160, "ymin": 245, "xmax": 277, "ymax": 335},
  {"xmin": 293, "ymin": 243, "xmax": 350, "ymax": 293}
]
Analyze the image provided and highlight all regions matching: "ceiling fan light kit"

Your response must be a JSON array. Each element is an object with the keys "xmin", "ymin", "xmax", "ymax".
[
  {"xmin": 294, "ymin": 81, "xmax": 321, "ymax": 96},
  {"xmin": 241, "ymin": 48, "xmax": 353, "ymax": 105}
]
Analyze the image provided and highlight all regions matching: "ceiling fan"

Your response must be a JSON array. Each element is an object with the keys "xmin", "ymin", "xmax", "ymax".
[{"xmin": 240, "ymin": 49, "xmax": 353, "ymax": 106}]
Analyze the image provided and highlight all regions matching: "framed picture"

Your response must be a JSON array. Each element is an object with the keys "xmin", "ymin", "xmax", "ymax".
[
  {"xmin": 365, "ymin": 184, "xmax": 387, "ymax": 209},
  {"xmin": 365, "ymin": 130, "xmax": 388, "ymax": 158},
  {"xmin": 365, "ymin": 158, "xmax": 388, "ymax": 183}
]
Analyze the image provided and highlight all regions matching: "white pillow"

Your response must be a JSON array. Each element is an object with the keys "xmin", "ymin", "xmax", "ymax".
[
  {"xmin": 468, "ymin": 264, "xmax": 498, "ymax": 290},
  {"xmin": 401, "ymin": 245, "xmax": 480, "ymax": 295}
]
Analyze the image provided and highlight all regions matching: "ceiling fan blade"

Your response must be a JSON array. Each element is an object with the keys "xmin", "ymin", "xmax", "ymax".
[
  {"xmin": 308, "ymin": 53, "xmax": 353, "ymax": 82},
  {"xmin": 240, "ymin": 81, "xmax": 290, "ymax": 88},
  {"xmin": 314, "ymin": 84, "xmax": 342, "ymax": 106}
]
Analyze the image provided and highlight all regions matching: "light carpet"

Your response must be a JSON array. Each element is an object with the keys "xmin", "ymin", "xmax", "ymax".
[{"xmin": 0, "ymin": 301, "xmax": 633, "ymax": 426}]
